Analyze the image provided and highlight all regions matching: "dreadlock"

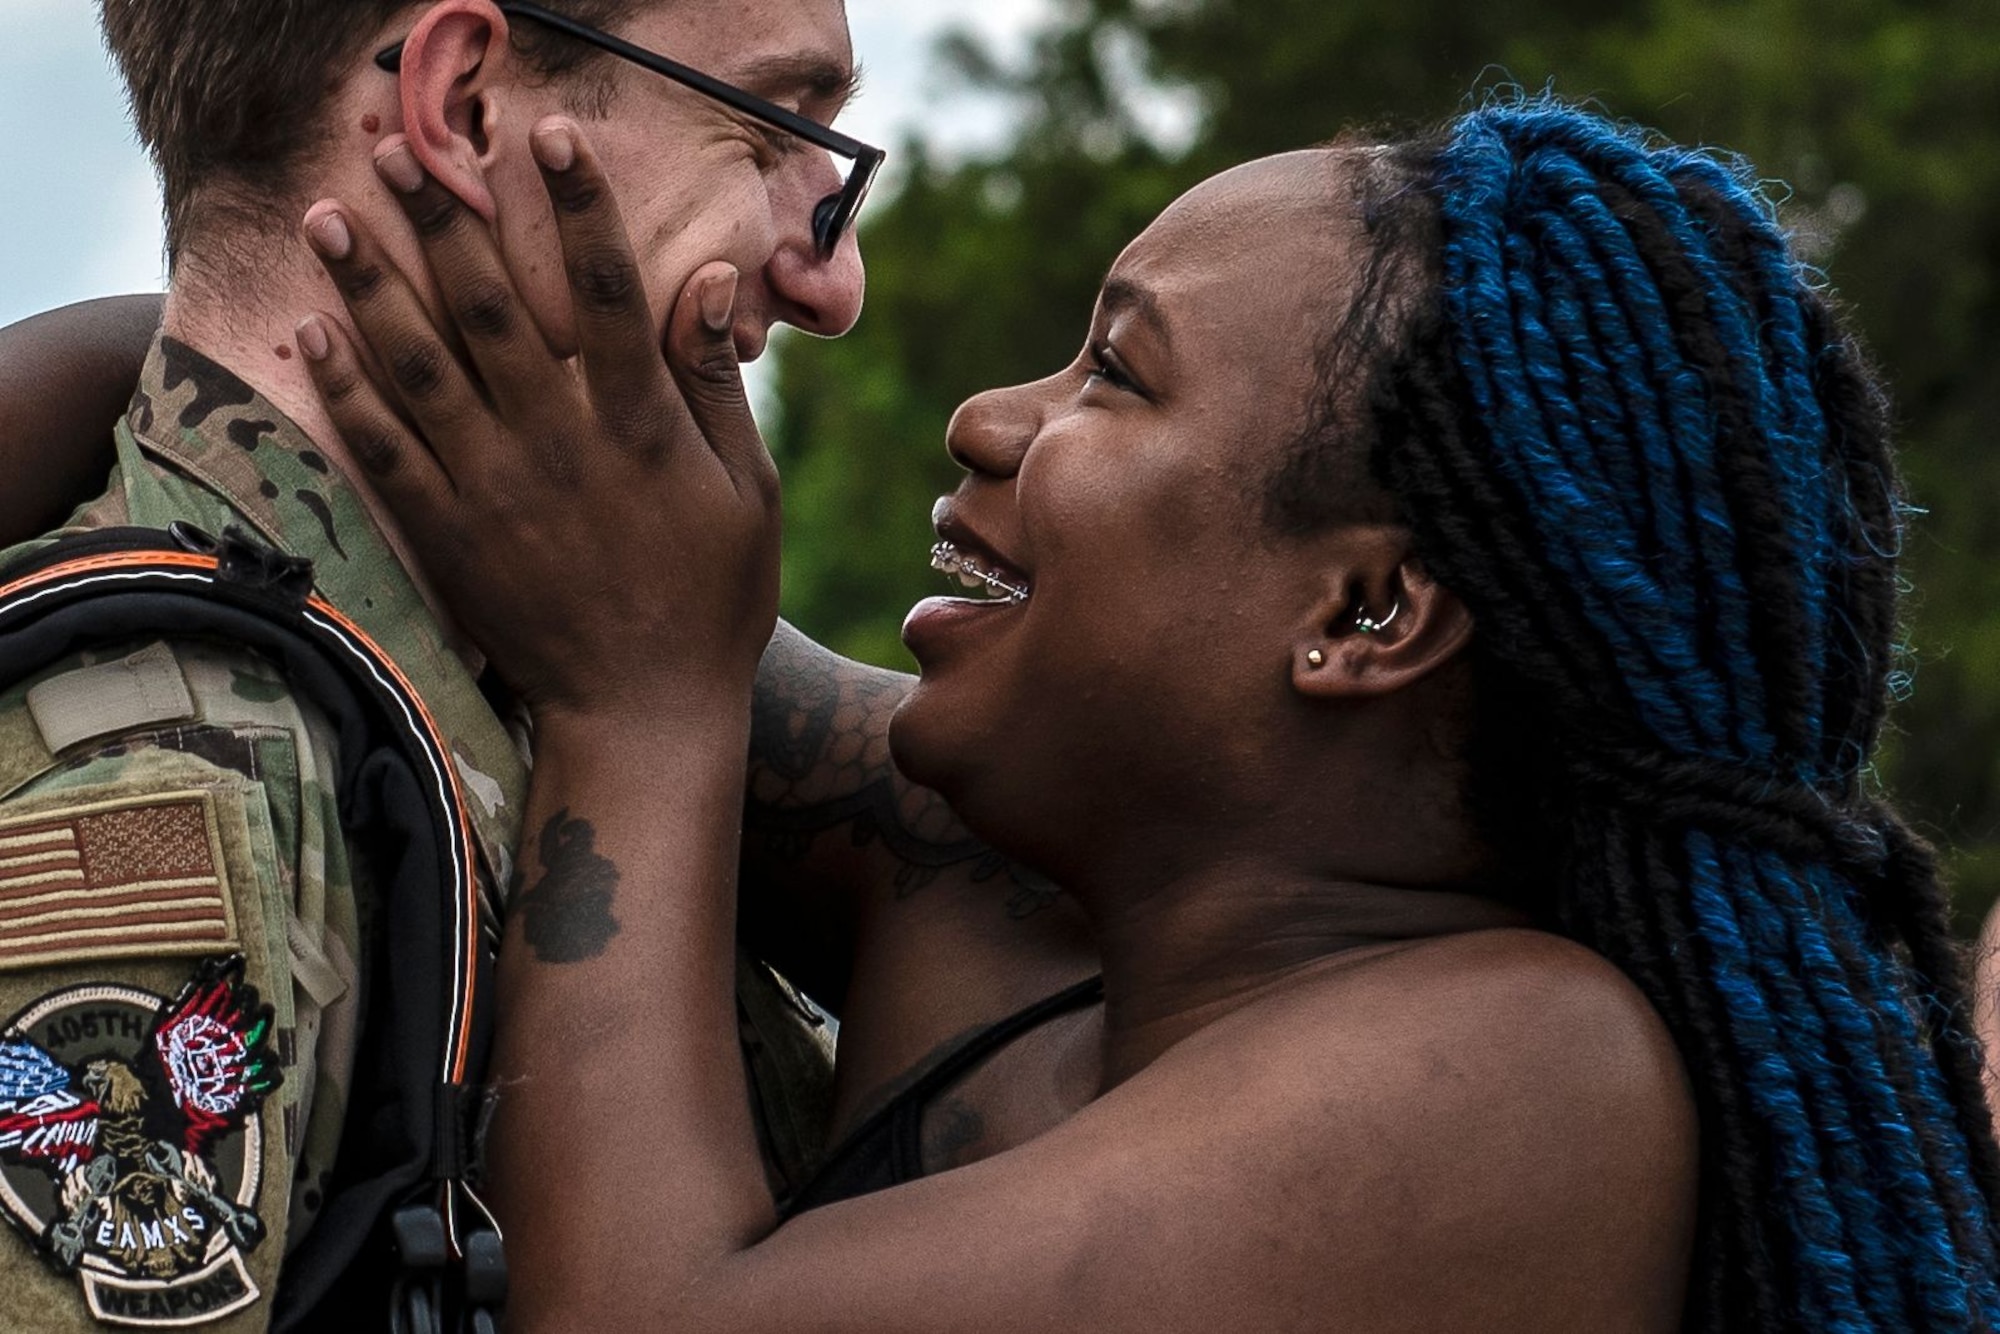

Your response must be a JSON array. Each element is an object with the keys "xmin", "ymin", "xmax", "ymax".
[{"xmin": 1271, "ymin": 95, "xmax": 2000, "ymax": 1330}]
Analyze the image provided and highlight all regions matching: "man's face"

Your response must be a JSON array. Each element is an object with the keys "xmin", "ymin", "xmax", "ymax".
[{"xmin": 483, "ymin": 0, "xmax": 865, "ymax": 363}]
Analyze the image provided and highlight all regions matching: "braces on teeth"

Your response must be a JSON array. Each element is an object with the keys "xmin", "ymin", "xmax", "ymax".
[{"xmin": 930, "ymin": 541, "xmax": 1031, "ymax": 602}]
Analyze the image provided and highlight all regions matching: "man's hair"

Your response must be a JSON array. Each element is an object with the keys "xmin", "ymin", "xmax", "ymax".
[
  {"xmin": 99, "ymin": 0, "xmax": 637, "ymax": 266},
  {"xmin": 1271, "ymin": 95, "xmax": 2000, "ymax": 1327}
]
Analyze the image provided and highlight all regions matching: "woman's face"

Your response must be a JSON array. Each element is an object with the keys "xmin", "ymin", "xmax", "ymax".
[{"xmin": 891, "ymin": 151, "xmax": 1369, "ymax": 871}]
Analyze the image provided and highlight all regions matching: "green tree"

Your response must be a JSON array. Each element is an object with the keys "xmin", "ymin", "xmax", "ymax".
[{"xmin": 769, "ymin": 0, "xmax": 2000, "ymax": 927}]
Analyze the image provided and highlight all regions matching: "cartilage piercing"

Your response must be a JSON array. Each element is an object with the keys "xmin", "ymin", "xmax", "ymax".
[{"xmin": 1355, "ymin": 601, "xmax": 1401, "ymax": 635}]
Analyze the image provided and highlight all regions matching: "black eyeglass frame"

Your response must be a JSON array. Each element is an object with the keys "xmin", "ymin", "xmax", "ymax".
[{"xmin": 374, "ymin": 0, "xmax": 885, "ymax": 257}]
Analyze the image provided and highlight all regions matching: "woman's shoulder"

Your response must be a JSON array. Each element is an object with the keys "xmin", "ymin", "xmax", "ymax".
[
  {"xmin": 1353, "ymin": 925, "xmax": 1685, "ymax": 1061},
  {"xmin": 1268, "ymin": 926, "xmax": 1687, "ymax": 1074},
  {"xmin": 1234, "ymin": 927, "xmax": 1697, "ymax": 1164},
  {"xmin": 1126, "ymin": 927, "xmax": 1698, "ymax": 1327},
  {"xmin": 1198, "ymin": 925, "xmax": 1680, "ymax": 1066}
]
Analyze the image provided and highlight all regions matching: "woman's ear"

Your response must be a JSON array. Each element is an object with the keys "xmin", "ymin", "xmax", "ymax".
[
  {"xmin": 1290, "ymin": 542, "xmax": 1474, "ymax": 701},
  {"xmin": 395, "ymin": 0, "xmax": 513, "ymax": 220}
]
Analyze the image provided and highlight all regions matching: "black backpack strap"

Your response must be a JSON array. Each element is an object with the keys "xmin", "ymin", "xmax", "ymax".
[{"xmin": 0, "ymin": 525, "xmax": 506, "ymax": 1332}]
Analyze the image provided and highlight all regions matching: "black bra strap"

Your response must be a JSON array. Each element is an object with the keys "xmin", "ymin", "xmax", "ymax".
[
  {"xmin": 785, "ymin": 974, "xmax": 1106, "ymax": 1216},
  {"xmin": 900, "ymin": 974, "xmax": 1106, "ymax": 1110},
  {"xmin": 882, "ymin": 974, "xmax": 1103, "ymax": 1183}
]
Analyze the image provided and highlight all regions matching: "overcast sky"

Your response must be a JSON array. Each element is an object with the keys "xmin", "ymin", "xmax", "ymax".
[{"xmin": 0, "ymin": 0, "xmax": 1051, "ymax": 329}]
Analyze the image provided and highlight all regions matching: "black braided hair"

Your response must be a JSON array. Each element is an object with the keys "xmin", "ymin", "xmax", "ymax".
[{"xmin": 1268, "ymin": 96, "xmax": 2000, "ymax": 1330}]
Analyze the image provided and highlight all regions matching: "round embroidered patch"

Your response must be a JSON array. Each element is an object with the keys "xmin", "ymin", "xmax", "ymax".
[{"xmin": 0, "ymin": 957, "xmax": 280, "ymax": 1327}]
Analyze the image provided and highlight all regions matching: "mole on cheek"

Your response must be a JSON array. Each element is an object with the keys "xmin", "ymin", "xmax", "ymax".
[{"xmin": 361, "ymin": 113, "xmax": 382, "ymax": 135}]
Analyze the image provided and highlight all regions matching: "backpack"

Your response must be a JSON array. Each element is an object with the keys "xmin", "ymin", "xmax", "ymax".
[{"xmin": 0, "ymin": 523, "xmax": 506, "ymax": 1333}]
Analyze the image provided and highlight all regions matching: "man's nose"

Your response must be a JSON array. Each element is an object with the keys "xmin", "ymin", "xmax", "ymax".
[
  {"xmin": 762, "ymin": 156, "xmax": 867, "ymax": 337},
  {"xmin": 763, "ymin": 223, "xmax": 865, "ymax": 337}
]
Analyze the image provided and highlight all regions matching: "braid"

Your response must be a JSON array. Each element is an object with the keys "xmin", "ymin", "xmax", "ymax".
[{"xmin": 1288, "ymin": 94, "xmax": 2000, "ymax": 1328}]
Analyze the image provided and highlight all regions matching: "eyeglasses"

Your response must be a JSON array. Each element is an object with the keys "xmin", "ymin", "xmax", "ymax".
[{"xmin": 374, "ymin": 1, "xmax": 885, "ymax": 258}]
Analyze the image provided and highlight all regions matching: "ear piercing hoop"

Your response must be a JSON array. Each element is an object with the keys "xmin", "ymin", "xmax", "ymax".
[{"xmin": 1355, "ymin": 601, "xmax": 1401, "ymax": 635}]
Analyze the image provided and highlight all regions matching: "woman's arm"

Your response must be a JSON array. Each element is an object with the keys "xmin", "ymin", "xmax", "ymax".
[
  {"xmin": 0, "ymin": 295, "xmax": 163, "ymax": 539},
  {"xmin": 293, "ymin": 119, "xmax": 788, "ymax": 1314}
]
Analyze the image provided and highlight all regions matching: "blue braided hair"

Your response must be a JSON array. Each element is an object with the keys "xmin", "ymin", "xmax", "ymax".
[{"xmin": 1270, "ymin": 94, "xmax": 2000, "ymax": 1330}]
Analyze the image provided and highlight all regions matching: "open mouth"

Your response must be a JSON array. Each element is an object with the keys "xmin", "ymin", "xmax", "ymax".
[{"xmin": 930, "ymin": 541, "xmax": 1031, "ymax": 603}]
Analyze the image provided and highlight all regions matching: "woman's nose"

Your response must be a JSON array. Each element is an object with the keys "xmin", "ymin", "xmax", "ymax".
[{"xmin": 946, "ymin": 385, "xmax": 1038, "ymax": 477}]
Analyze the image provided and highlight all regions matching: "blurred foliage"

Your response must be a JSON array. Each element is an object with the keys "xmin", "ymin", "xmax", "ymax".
[{"xmin": 767, "ymin": 0, "xmax": 2000, "ymax": 929}]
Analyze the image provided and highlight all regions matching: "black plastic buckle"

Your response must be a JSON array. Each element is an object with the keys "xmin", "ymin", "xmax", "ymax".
[
  {"xmin": 464, "ymin": 1226, "xmax": 508, "ymax": 1308},
  {"xmin": 167, "ymin": 521, "xmax": 219, "ymax": 556},
  {"xmin": 202, "ymin": 525, "xmax": 316, "ymax": 609},
  {"xmin": 393, "ymin": 1205, "xmax": 450, "ymax": 1271},
  {"xmin": 390, "ymin": 1205, "xmax": 448, "ymax": 1334}
]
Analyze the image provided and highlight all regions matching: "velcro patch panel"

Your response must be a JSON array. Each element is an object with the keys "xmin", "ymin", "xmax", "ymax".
[
  {"xmin": 26, "ymin": 642, "xmax": 196, "ymax": 755},
  {"xmin": 0, "ymin": 792, "xmax": 238, "ymax": 972}
]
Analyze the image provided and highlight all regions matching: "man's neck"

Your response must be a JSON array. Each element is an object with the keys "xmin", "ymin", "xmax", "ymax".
[
  {"xmin": 160, "ymin": 281, "xmax": 472, "ymax": 658},
  {"xmin": 162, "ymin": 278, "xmax": 350, "ymax": 484}
]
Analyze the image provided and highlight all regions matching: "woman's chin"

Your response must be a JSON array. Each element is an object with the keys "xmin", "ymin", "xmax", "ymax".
[
  {"xmin": 889, "ymin": 675, "xmax": 1019, "ymax": 834},
  {"xmin": 892, "ymin": 681, "xmax": 1085, "ymax": 881},
  {"xmin": 886, "ymin": 677, "xmax": 960, "ymax": 797}
]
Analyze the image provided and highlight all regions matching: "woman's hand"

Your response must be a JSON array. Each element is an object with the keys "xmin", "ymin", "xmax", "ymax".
[{"xmin": 294, "ymin": 119, "xmax": 780, "ymax": 731}]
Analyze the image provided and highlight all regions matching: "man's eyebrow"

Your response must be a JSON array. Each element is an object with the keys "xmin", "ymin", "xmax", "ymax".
[
  {"xmin": 731, "ymin": 54, "xmax": 865, "ymax": 107},
  {"xmin": 1101, "ymin": 276, "xmax": 1173, "ymax": 349}
]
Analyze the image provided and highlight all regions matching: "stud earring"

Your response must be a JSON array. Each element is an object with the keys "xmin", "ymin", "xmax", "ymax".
[
  {"xmin": 1307, "ymin": 650, "xmax": 1326, "ymax": 668},
  {"xmin": 1355, "ymin": 601, "xmax": 1401, "ymax": 635}
]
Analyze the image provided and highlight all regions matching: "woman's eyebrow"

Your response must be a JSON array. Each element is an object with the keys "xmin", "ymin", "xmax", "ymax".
[{"xmin": 1101, "ymin": 277, "xmax": 1173, "ymax": 352}]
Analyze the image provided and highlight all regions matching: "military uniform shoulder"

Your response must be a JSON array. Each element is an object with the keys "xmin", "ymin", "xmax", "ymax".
[{"xmin": 0, "ymin": 636, "xmax": 357, "ymax": 1332}]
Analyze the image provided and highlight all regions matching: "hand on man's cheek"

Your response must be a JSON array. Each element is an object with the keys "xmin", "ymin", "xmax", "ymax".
[{"xmin": 488, "ymin": 133, "xmax": 780, "ymax": 363}]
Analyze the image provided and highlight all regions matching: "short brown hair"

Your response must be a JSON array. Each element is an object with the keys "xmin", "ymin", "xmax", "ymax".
[{"xmin": 98, "ymin": 0, "xmax": 637, "ymax": 265}]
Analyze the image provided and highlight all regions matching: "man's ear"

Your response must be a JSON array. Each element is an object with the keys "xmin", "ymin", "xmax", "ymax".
[
  {"xmin": 396, "ymin": 0, "xmax": 513, "ymax": 220},
  {"xmin": 1289, "ymin": 535, "xmax": 1474, "ymax": 700}
]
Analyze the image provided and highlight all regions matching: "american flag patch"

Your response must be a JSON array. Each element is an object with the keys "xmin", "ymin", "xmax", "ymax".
[{"xmin": 0, "ymin": 792, "xmax": 237, "ymax": 972}]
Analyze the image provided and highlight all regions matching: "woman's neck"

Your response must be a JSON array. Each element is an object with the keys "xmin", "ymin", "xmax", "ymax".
[{"xmin": 1082, "ymin": 859, "xmax": 1531, "ymax": 1089}]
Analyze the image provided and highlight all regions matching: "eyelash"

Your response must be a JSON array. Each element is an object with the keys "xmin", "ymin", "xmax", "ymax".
[
  {"xmin": 764, "ymin": 130, "xmax": 808, "ymax": 158},
  {"xmin": 742, "ymin": 122, "xmax": 809, "ymax": 173},
  {"xmin": 1086, "ymin": 343, "xmax": 1137, "ymax": 393}
]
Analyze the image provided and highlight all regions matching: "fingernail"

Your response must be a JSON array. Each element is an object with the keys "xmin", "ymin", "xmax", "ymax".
[
  {"xmin": 305, "ymin": 210, "xmax": 352, "ymax": 261},
  {"xmin": 375, "ymin": 141, "xmax": 424, "ymax": 194},
  {"xmin": 700, "ymin": 270, "xmax": 738, "ymax": 334},
  {"xmin": 532, "ymin": 123, "xmax": 576, "ymax": 173},
  {"xmin": 295, "ymin": 316, "xmax": 330, "ymax": 363}
]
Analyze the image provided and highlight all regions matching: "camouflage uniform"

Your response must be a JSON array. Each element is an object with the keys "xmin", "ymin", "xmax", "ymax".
[{"xmin": 0, "ymin": 335, "xmax": 832, "ymax": 1331}]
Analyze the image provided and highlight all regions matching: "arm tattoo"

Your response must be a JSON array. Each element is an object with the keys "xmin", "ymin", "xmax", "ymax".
[
  {"xmin": 748, "ymin": 624, "xmax": 1059, "ymax": 919},
  {"xmin": 516, "ymin": 808, "xmax": 621, "ymax": 964}
]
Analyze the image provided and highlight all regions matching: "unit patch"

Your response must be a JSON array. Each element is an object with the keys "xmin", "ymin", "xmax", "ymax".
[
  {"xmin": 0, "ymin": 958, "xmax": 279, "ymax": 1326},
  {"xmin": 0, "ymin": 793, "xmax": 238, "ymax": 973}
]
